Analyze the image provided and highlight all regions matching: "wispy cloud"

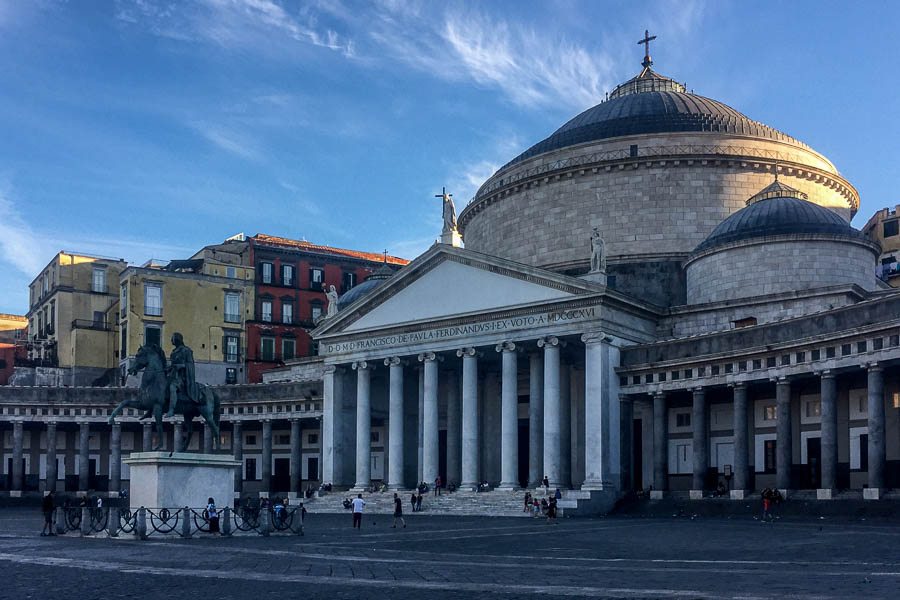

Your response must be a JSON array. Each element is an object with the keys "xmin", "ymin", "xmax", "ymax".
[
  {"xmin": 189, "ymin": 120, "xmax": 261, "ymax": 160},
  {"xmin": 0, "ymin": 179, "xmax": 46, "ymax": 277}
]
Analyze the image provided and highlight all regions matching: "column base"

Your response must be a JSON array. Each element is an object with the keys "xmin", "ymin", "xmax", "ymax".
[
  {"xmin": 649, "ymin": 490, "xmax": 664, "ymax": 500},
  {"xmin": 689, "ymin": 490, "xmax": 704, "ymax": 500},
  {"xmin": 729, "ymin": 489, "xmax": 746, "ymax": 500},
  {"xmin": 497, "ymin": 483, "xmax": 520, "ymax": 491},
  {"xmin": 9, "ymin": 491, "xmax": 21, "ymax": 498},
  {"xmin": 460, "ymin": 482, "xmax": 480, "ymax": 491},
  {"xmin": 234, "ymin": 492, "xmax": 242, "ymax": 500},
  {"xmin": 580, "ymin": 478, "xmax": 611, "ymax": 491},
  {"xmin": 76, "ymin": 491, "xmax": 88, "ymax": 498},
  {"xmin": 107, "ymin": 491, "xmax": 120, "ymax": 498},
  {"xmin": 258, "ymin": 491, "xmax": 270, "ymax": 498},
  {"xmin": 817, "ymin": 488, "xmax": 835, "ymax": 500},
  {"xmin": 778, "ymin": 489, "xmax": 790, "ymax": 499},
  {"xmin": 863, "ymin": 488, "xmax": 882, "ymax": 500},
  {"xmin": 287, "ymin": 492, "xmax": 299, "ymax": 499}
]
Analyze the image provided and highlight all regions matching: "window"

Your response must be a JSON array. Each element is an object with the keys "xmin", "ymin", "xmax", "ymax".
[
  {"xmin": 224, "ymin": 292, "xmax": 240, "ymax": 323},
  {"xmin": 341, "ymin": 271, "xmax": 357, "ymax": 293},
  {"xmin": 884, "ymin": 219, "xmax": 899, "ymax": 238},
  {"xmin": 144, "ymin": 283, "xmax": 162, "ymax": 316},
  {"xmin": 143, "ymin": 323, "xmax": 161, "ymax": 348},
  {"xmin": 629, "ymin": 144, "xmax": 638, "ymax": 157},
  {"xmin": 763, "ymin": 406, "xmax": 777, "ymax": 421},
  {"xmin": 246, "ymin": 435, "xmax": 257, "ymax": 445},
  {"xmin": 311, "ymin": 304, "xmax": 323, "ymax": 321},
  {"xmin": 806, "ymin": 401, "xmax": 821, "ymax": 418},
  {"xmin": 261, "ymin": 262, "xmax": 273, "ymax": 284},
  {"xmin": 676, "ymin": 413, "xmax": 691, "ymax": 428},
  {"xmin": 226, "ymin": 266, "xmax": 236, "ymax": 279},
  {"xmin": 121, "ymin": 324, "xmax": 127, "ymax": 357},
  {"xmin": 732, "ymin": 317, "xmax": 757, "ymax": 328},
  {"xmin": 282, "ymin": 302, "xmax": 293, "ymax": 324},
  {"xmin": 93, "ymin": 311, "xmax": 106, "ymax": 329},
  {"xmin": 370, "ymin": 431, "xmax": 380, "ymax": 443},
  {"xmin": 282, "ymin": 265, "xmax": 294, "ymax": 287},
  {"xmin": 764, "ymin": 440, "xmax": 777, "ymax": 473},
  {"xmin": 308, "ymin": 434, "xmax": 318, "ymax": 444},
  {"xmin": 261, "ymin": 301, "xmax": 272, "ymax": 322},
  {"xmin": 49, "ymin": 301, "xmax": 55, "ymax": 331},
  {"xmin": 121, "ymin": 283, "xmax": 128, "ymax": 315},
  {"xmin": 226, "ymin": 368, "xmax": 237, "ymax": 384},
  {"xmin": 261, "ymin": 337, "xmax": 275, "ymax": 361},
  {"xmin": 309, "ymin": 268, "xmax": 324, "ymax": 290},
  {"xmin": 277, "ymin": 434, "xmax": 291, "ymax": 445},
  {"xmin": 245, "ymin": 457, "xmax": 258, "ymax": 481},
  {"xmin": 92, "ymin": 267, "xmax": 106, "ymax": 293},
  {"xmin": 225, "ymin": 336, "xmax": 239, "ymax": 362},
  {"xmin": 282, "ymin": 338, "xmax": 295, "ymax": 361}
]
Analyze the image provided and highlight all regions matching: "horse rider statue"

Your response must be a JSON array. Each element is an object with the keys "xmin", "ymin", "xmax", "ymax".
[{"xmin": 166, "ymin": 332, "xmax": 202, "ymax": 417}]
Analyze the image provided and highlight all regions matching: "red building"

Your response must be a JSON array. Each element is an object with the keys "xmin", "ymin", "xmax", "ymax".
[{"xmin": 245, "ymin": 234, "xmax": 408, "ymax": 383}]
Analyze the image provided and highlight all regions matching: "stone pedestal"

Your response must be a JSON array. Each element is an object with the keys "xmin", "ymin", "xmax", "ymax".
[
  {"xmin": 729, "ymin": 489, "xmax": 746, "ymax": 500},
  {"xmin": 863, "ymin": 487, "xmax": 881, "ymax": 500},
  {"xmin": 817, "ymin": 488, "xmax": 834, "ymax": 500},
  {"xmin": 124, "ymin": 452, "xmax": 240, "ymax": 511},
  {"xmin": 441, "ymin": 230, "xmax": 463, "ymax": 247},
  {"xmin": 580, "ymin": 271, "xmax": 607, "ymax": 285},
  {"xmin": 689, "ymin": 490, "xmax": 704, "ymax": 500},
  {"xmin": 649, "ymin": 490, "xmax": 663, "ymax": 500}
]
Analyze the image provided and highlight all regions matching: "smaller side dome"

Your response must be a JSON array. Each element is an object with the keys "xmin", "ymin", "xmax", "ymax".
[{"xmin": 335, "ymin": 262, "xmax": 399, "ymax": 311}]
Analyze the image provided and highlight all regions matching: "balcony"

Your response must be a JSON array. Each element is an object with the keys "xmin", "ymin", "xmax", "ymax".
[{"xmin": 71, "ymin": 319, "xmax": 114, "ymax": 332}]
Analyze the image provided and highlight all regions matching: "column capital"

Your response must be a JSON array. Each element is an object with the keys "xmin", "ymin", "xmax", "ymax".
[
  {"xmin": 866, "ymin": 362, "xmax": 883, "ymax": 372},
  {"xmin": 537, "ymin": 336, "xmax": 561, "ymax": 348},
  {"xmin": 288, "ymin": 417, "xmax": 300, "ymax": 423},
  {"xmin": 352, "ymin": 360, "xmax": 372, "ymax": 370},
  {"xmin": 418, "ymin": 351, "xmax": 440, "ymax": 363},
  {"xmin": 691, "ymin": 387, "xmax": 706, "ymax": 396},
  {"xmin": 652, "ymin": 390, "xmax": 666, "ymax": 399},
  {"xmin": 818, "ymin": 369, "xmax": 835, "ymax": 379},
  {"xmin": 324, "ymin": 364, "xmax": 345, "ymax": 375},
  {"xmin": 770, "ymin": 375, "xmax": 789, "ymax": 384},
  {"xmin": 728, "ymin": 381, "xmax": 747, "ymax": 389},
  {"xmin": 495, "ymin": 341, "xmax": 516, "ymax": 353},
  {"xmin": 581, "ymin": 330, "xmax": 612, "ymax": 345},
  {"xmin": 384, "ymin": 356, "xmax": 407, "ymax": 367},
  {"xmin": 456, "ymin": 347, "xmax": 479, "ymax": 358},
  {"xmin": 262, "ymin": 418, "xmax": 273, "ymax": 424}
]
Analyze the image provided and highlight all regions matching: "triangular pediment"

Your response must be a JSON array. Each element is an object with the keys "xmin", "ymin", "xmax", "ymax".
[{"xmin": 314, "ymin": 245, "xmax": 602, "ymax": 336}]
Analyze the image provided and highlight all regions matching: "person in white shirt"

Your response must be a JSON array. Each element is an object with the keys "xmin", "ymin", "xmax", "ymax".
[{"xmin": 351, "ymin": 493, "xmax": 365, "ymax": 529}]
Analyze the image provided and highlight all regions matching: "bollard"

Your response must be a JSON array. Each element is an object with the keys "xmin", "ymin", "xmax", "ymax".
[
  {"xmin": 293, "ymin": 505, "xmax": 304, "ymax": 536},
  {"xmin": 54, "ymin": 507, "xmax": 65, "ymax": 535},
  {"xmin": 136, "ymin": 507, "xmax": 147, "ymax": 540},
  {"xmin": 181, "ymin": 507, "xmax": 192, "ymax": 538},
  {"xmin": 221, "ymin": 507, "xmax": 232, "ymax": 536},
  {"xmin": 108, "ymin": 507, "xmax": 119, "ymax": 538},
  {"xmin": 80, "ymin": 506, "xmax": 92, "ymax": 536},
  {"xmin": 259, "ymin": 508, "xmax": 271, "ymax": 537}
]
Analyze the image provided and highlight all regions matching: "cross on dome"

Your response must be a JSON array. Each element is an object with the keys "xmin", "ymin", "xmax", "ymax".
[{"xmin": 637, "ymin": 29, "xmax": 657, "ymax": 68}]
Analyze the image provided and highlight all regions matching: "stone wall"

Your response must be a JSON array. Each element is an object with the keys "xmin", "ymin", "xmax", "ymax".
[{"xmin": 685, "ymin": 237, "xmax": 877, "ymax": 305}]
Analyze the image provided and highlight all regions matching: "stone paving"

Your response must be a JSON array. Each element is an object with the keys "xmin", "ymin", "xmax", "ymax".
[{"xmin": 3, "ymin": 507, "xmax": 900, "ymax": 599}]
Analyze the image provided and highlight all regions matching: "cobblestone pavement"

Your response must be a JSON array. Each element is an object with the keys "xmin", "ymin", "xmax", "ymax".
[{"xmin": 3, "ymin": 508, "xmax": 900, "ymax": 599}]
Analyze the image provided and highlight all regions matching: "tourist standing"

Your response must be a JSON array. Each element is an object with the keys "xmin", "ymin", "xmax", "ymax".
[
  {"xmin": 351, "ymin": 493, "xmax": 365, "ymax": 528},
  {"xmin": 40, "ymin": 491, "xmax": 55, "ymax": 537},
  {"xmin": 542, "ymin": 475, "xmax": 550, "ymax": 491},
  {"xmin": 392, "ymin": 493, "xmax": 406, "ymax": 528},
  {"xmin": 207, "ymin": 497, "xmax": 220, "ymax": 534},
  {"xmin": 547, "ymin": 497, "xmax": 558, "ymax": 524},
  {"xmin": 532, "ymin": 498, "xmax": 540, "ymax": 517},
  {"xmin": 523, "ymin": 492, "xmax": 532, "ymax": 513},
  {"xmin": 410, "ymin": 492, "xmax": 417, "ymax": 512},
  {"xmin": 434, "ymin": 476, "xmax": 442, "ymax": 496},
  {"xmin": 416, "ymin": 492, "xmax": 423, "ymax": 512}
]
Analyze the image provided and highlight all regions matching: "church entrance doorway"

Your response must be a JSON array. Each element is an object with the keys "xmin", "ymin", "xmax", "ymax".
[
  {"xmin": 806, "ymin": 438, "xmax": 821, "ymax": 490},
  {"xmin": 273, "ymin": 457, "xmax": 290, "ymax": 493},
  {"xmin": 518, "ymin": 421, "xmax": 529, "ymax": 488}
]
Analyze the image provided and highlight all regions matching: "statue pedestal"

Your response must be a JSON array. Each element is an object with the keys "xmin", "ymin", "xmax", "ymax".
[
  {"xmin": 581, "ymin": 270, "xmax": 607, "ymax": 285},
  {"xmin": 440, "ymin": 230, "xmax": 463, "ymax": 247},
  {"xmin": 124, "ymin": 452, "xmax": 239, "ymax": 511}
]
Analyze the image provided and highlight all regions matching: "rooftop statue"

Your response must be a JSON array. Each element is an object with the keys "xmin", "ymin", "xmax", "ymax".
[
  {"xmin": 590, "ymin": 227, "xmax": 606, "ymax": 273},
  {"xmin": 325, "ymin": 284, "xmax": 339, "ymax": 318},
  {"xmin": 436, "ymin": 187, "xmax": 457, "ymax": 234}
]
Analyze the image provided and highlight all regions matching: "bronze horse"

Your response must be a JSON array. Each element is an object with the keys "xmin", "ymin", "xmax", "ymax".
[{"xmin": 108, "ymin": 344, "xmax": 221, "ymax": 452}]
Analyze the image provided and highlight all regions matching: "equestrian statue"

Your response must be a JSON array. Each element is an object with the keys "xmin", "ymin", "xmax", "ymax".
[{"xmin": 108, "ymin": 332, "xmax": 221, "ymax": 453}]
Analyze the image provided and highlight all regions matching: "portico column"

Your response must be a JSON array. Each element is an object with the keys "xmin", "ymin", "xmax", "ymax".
[
  {"xmin": 142, "ymin": 421, "xmax": 152, "ymax": 451},
  {"xmin": 446, "ymin": 366, "xmax": 461, "ymax": 487},
  {"xmin": 497, "ymin": 342, "xmax": 519, "ymax": 489},
  {"xmin": 419, "ymin": 352, "xmax": 439, "ymax": 486},
  {"xmin": 559, "ymin": 364, "xmax": 572, "ymax": 488},
  {"xmin": 775, "ymin": 377, "xmax": 792, "ymax": 490},
  {"xmin": 385, "ymin": 357, "xmax": 405, "ymax": 489},
  {"xmin": 691, "ymin": 388, "xmax": 708, "ymax": 492},
  {"xmin": 78, "ymin": 421, "xmax": 90, "ymax": 493},
  {"xmin": 12, "ymin": 420, "xmax": 24, "ymax": 494},
  {"xmin": 46, "ymin": 422, "xmax": 58, "ymax": 494},
  {"xmin": 732, "ymin": 384, "xmax": 750, "ymax": 492},
  {"xmin": 262, "ymin": 419, "xmax": 273, "ymax": 494},
  {"xmin": 820, "ymin": 372, "xmax": 837, "ymax": 492},
  {"xmin": 290, "ymin": 418, "xmax": 301, "ymax": 496},
  {"xmin": 619, "ymin": 396, "xmax": 633, "ymax": 492},
  {"xmin": 352, "ymin": 361, "xmax": 372, "ymax": 489},
  {"xmin": 539, "ymin": 336, "xmax": 561, "ymax": 487},
  {"xmin": 458, "ymin": 347, "xmax": 480, "ymax": 489},
  {"xmin": 867, "ymin": 364, "xmax": 886, "ymax": 491},
  {"xmin": 527, "ymin": 351, "xmax": 544, "ymax": 488},
  {"xmin": 233, "ymin": 421, "xmax": 243, "ymax": 497},
  {"xmin": 322, "ymin": 365, "xmax": 345, "ymax": 486},
  {"xmin": 582, "ymin": 333, "xmax": 610, "ymax": 489},
  {"xmin": 417, "ymin": 366, "xmax": 425, "ymax": 485},
  {"xmin": 653, "ymin": 392, "xmax": 668, "ymax": 492},
  {"xmin": 110, "ymin": 422, "xmax": 121, "ymax": 496}
]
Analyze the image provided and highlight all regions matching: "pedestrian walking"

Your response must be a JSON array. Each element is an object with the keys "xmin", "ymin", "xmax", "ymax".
[
  {"xmin": 410, "ymin": 492, "xmax": 417, "ymax": 513},
  {"xmin": 532, "ymin": 498, "xmax": 540, "ymax": 517},
  {"xmin": 434, "ymin": 476, "xmax": 442, "ymax": 496},
  {"xmin": 207, "ymin": 497, "xmax": 220, "ymax": 534},
  {"xmin": 761, "ymin": 488, "xmax": 774, "ymax": 522},
  {"xmin": 392, "ymin": 493, "xmax": 407, "ymax": 528},
  {"xmin": 40, "ymin": 491, "xmax": 55, "ymax": 537},
  {"xmin": 547, "ymin": 497, "xmax": 558, "ymax": 524},
  {"xmin": 523, "ymin": 492, "xmax": 532, "ymax": 513},
  {"xmin": 351, "ymin": 493, "xmax": 365, "ymax": 528},
  {"xmin": 416, "ymin": 492, "xmax": 423, "ymax": 512}
]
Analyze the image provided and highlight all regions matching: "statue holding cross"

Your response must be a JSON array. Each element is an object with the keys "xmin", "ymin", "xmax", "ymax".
[{"xmin": 435, "ymin": 187, "xmax": 457, "ymax": 234}]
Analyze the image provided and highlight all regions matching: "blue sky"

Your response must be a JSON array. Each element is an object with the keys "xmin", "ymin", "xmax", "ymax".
[{"xmin": 1, "ymin": 0, "xmax": 898, "ymax": 314}]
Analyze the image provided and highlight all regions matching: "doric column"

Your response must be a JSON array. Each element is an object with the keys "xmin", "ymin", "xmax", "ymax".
[
  {"xmin": 78, "ymin": 421, "xmax": 90, "ymax": 492},
  {"xmin": 417, "ymin": 366, "xmax": 425, "ymax": 484},
  {"xmin": 820, "ymin": 371, "xmax": 837, "ymax": 491},
  {"xmin": 653, "ymin": 391, "xmax": 668, "ymax": 492},
  {"xmin": 46, "ymin": 421, "xmax": 58, "ymax": 494},
  {"xmin": 867, "ymin": 364, "xmax": 885, "ymax": 491},
  {"xmin": 775, "ymin": 377, "xmax": 792, "ymax": 490},
  {"xmin": 445, "ymin": 366, "xmax": 461, "ymax": 487},
  {"xmin": 203, "ymin": 423, "xmax": 213, "ymax": 454},
  {"xmin": 233, "ymin": 421, "xmax": 243, "ymax": 496},
  {"xmin": 419, "ymin": 352, "xmax": 439, "ymax": 485},
  {"xmin": 385, "ymin": 357, "xmax": 405, "ymax": 489},
  {"xmin": 322, "ymin": 365, "xmax": 345, "ymax": 486},
  {"xmin": 262, "ymin": 419, "xmax": 273, "ymax": 493},
  {"xmin": 582, "ymin": 332, "xmax": 611, "ymax": 489},
  {"xmin": 173, "ymin": 420, "xmax": 183, "ymax": 453},
  {"xmin": 691, "ymin": 388, "xmax": 708, "ymax": 491},
  {"xmin": 527, "ymin": 351, "xmax": 544, "ymax": 488},
  {"xmin": 142, "ymin": 421, "xmax": 152, "ymax": 451},
  {"xmin": 559, "ymin": 363, "xmax": 572, "ymax": 488},
  {"xmin": 290, "ymin": 418, "xmax": 301, "ymax": 496},
  {"xmin": 110, "ymin": 422, "xmax": 122, "ymax": 496},
  {"xmin": 619, "ymin": 396, "xmax": 633, "ymax": 492},
  {"xmin": 12, "ymin": 420, "xmax": 24, "ymax": 494},
  {"xmin": 497, "ymin": 342, "xmax": 519, "ymax": 489},
  {"xmin": 539, "ymin": 336, "xmax": 561, "ymax": 487},
  {"xmin": 352, "ymin": 360, "xmax": 372, "ymax": 489},
  {"xmin": 732, "ymin": 383, "xmax": 750, "ymax": 491},
  {"xmin": 458, "ymin": 347, "xmax": 480, "ymax": 489}
]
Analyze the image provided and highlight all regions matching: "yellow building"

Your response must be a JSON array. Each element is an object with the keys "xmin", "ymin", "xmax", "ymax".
[
  {"xmin": 119, "ymin": 240, "xmax": 255, "ymax": 385},
  {"xmin": 0, "ymin": 314, "xmax": 27, "ymax": 345},
  {"xmin": 24, "ymin": 252, "xmax": 127, "ymax": 385},
  {"xmin": 862, "ymin": 205, "xmax": 900, "ymax": 287}
]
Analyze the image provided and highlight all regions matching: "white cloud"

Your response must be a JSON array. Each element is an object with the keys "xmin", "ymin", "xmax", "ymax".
[
  {"xmin": 189, "ymin": 121, "xmax": 261, "ymax": 160},
  {"xmin": 0, "ymin": 181, "xmax": 46, "ymax": 277}
]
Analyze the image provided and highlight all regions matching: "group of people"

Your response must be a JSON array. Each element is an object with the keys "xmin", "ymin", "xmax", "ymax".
[
  {"xmin": 523, "ymin": 490, "xmax": 560, "ymax": 523},
  {"xmin": 347, "ymin": 492, "xmax": 408, "ymax": 529}
]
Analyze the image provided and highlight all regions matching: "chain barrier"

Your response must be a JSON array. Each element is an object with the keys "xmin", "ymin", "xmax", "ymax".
[
  {"xmin": 85, "ymin": 507, "xmax": 108, "ymax": 534},
  {"xmin": 233, "ymin": 505, "xmax": 261, "ymax": 532},
  {"xmin": 191, "ymin": 509, "xmax": 211, "ymax": 533},
  {"xmin": 118, "ymin": 508, "xmax": 136, "ymax": 535},
  {"xmin": 63, "ymin": 506, "xmax": 81, "ymax": 532},
  {"xmin": 147, "ymin": 507, "xmax": 180, "ymax": 535}
]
